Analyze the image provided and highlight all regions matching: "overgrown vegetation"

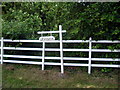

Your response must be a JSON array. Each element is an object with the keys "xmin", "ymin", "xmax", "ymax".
[{"xmin": 2, "ymin": 2, "xmax": 120, "ymax": 40}]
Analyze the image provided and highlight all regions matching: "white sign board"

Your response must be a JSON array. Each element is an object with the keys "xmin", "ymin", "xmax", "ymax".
[
  {"xmin": 39, "ymin": 36, "xmax": 55, "ymax": 41},
  {"xmin": 37, "ymin": 26, "xmax": 66, "ymax": 42}
]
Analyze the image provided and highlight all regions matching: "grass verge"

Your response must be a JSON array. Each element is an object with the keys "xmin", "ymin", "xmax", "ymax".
[{"xmin": 2, "ymin": 63, "xmax": 119, "ymax": 88}]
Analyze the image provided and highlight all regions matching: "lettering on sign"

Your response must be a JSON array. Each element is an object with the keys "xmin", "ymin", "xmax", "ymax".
[{"xmin": 39, "ymin": 36, "xmax": 55, "ymax": 41}]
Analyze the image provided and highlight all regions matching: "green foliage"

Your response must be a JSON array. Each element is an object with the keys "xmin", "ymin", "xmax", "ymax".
[
  {"xmin": 2, "ymin": 2, "xmax": 120, "ymax": 40},
  {"xmin": 101, "ymin": 68, "xmax": 112, "ymax": 73},
  {"xmin": 2, "ymin": 2, "xmax": 42, "ymax": 39},
  {"xmin": 2, "ymin": 2, "xmax": 120, "ymax": 73}
]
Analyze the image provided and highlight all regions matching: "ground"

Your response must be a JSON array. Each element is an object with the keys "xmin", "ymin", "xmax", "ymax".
[{"xmin": 2, "ymin": 64, "xmax": 119, "ymax": 88}]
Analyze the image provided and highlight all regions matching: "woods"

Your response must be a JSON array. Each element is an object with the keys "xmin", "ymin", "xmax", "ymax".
[{"xmin": 2, "ymin": 2, "xmax": 120, "ymax": 40}]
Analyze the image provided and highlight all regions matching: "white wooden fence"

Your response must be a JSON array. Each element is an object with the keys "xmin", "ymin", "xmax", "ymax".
[
  {"xmin": 1, "ymin": 38, "xmax": 120, "ymax": 74},
  {"xmin": 0, "ymin": 26, "xmax": 120, "ymax": 74}
]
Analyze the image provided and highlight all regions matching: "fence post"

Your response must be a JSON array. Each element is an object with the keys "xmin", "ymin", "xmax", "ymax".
[
  {"xmin": 88, "ymin": 37, "xmax": 92, "ymax": 74},
  {"xmin": 42, "ymin": 41, "xmax": 45, "ymax": 70},
  {"xmin": 59, "ymin": 25, "xmax": 64, "ymax": 73},
  {"xmin": 1, "ymin": 37, "xmax": 3, "ymax": 64}
]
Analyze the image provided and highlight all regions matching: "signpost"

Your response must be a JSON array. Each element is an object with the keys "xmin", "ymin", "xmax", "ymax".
[{"xmin": 37, "ymin": 25, "xmax": 66, "ymax": 73}]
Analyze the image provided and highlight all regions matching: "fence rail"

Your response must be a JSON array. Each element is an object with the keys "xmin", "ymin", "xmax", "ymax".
[
  {"xmin": 1, "ymin": 47, "xmax": 120, "ymax": 52},
  {"xmin": 0, "ymin": 37, "xmax": 120, "ymax": 74},
  {"xmin": 1, "ymin": 39, "xmax": 120, "ymax": 43}
]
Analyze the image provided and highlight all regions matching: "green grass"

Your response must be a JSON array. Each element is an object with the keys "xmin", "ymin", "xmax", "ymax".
[{"xmin": 2, "ymin": 64, "xmax": 119, "ymax": 88}]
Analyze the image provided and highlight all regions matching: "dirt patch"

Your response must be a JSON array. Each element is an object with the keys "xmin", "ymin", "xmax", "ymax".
[
  {"xmin": 4, "ymin": 64, "xmax": 15, "ymax": 71},
  {"xmin": 14, "ymin": 67, "xmax": 70, "ymax": 82}
]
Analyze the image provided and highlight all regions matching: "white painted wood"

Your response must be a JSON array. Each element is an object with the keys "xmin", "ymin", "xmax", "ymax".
[
  {"xmin": 63, "ymin": 40, "xmax": 89, "ymax": 43},
  {"xmin": 92, "ymin": 40, "xmax": 120, "ymax": 43},
  {"xmin": 91, "ymin": 64, "xmax": 119, "ymax": 68},
  {"xmin": 92, "ymin": 58, "xmax": 120, "ymax": 61},
  {"xmin": 37, "ymin": 30, "xmax": 66, "ymax": 34},
  {"xmin": 39, "ymin": 36, "xmax": 55, "ymax": 41},
  {"xmin": 3, "ymin": 60, "xmax": 61, "ymax": 65},
  {"xmin": 88, "ymin": 37, "xmax": 92, "ymax": 74},
  {"xmin": 42, "ymin": 42, "xmax": 45, "ymax": 70},
  {"xmin": 45, "ymin": 57, "xmax": 88, "ymax": 60},
  {"xmin": 59, "ymin": 25, "xmax": 64, "ymax": 73},
  {"xmin": 44, "ymin": 62, "xmax": 61, "ymax": 65},
  {"xmin": 3, "ymin": 55, "xmax": 42, "ymax": 59},
  {"xmin": 63, "ymin": 57, "xmax": 88, "ymax": 60},
  {"xmin": 45, "ymin": 57, "xmax": 60, "ymax": 59},
  {"xmin": 3, "ymin": 60, "xmax": 88, "ymax": 66},
  {"xmin": 3, "ymin": 39, "xmax": 120, "ymax": 43},
  {"xmin": 1, "ymin": 37, "xmax": 3, "ymax": 64},
  {"xmin": 3, "ymin": 47, "xmax": 43, "ymax": 51},
  {"xmin": 64, "ymin": 63, "xmax": 88, "ymax": 66},
  {"xmin": 3, "ymin": 47, "xmax": 89, "ymax": 52},
  {"xmin": 3, "ymin": 40, "xmax": 58, "ymax": 43},
  {"xmin": 1, "ymin": 37, "xmax": 120, "ymax": 74},
  {"xmin": 64, "ymin": 49, "xmax": 119, "ymax": 52},
  {"xmin": 3, "ymin": 60, "xmax": 42, "ymax": 65},
  {"xmin": 3, "ymin": 59, "xmax": 119, "ymax": 68},
  {"xmin": 3, "ymin": 55, "xmax": 120, "ymax": 62},
  {"xmin": 92, "ymin": 49, "xmax": 120, "ymax": 52},
  {"xmin": 3, "ymin": 55, "xmax": 61, "ymax": 60},
  {"xmin": 63, "ymin": 49, "xmax": 89, "ymax": 51},
  {"xmin": 3, "ymin": 47, "xmax": 120, "ymax": 52},
  {"xmin": 3, "ymin": 39, "xmax": 89, "ymax": 43}
]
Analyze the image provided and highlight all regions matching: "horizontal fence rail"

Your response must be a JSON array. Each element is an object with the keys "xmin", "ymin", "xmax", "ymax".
[
  {"xmin": 37, "ymin": 30, "xmax": 66, "ymax": 34},
  {"xmin": 0, "ymin": 37, "xmax": 120, "ymax": 74},
  {"xmin": 1, "ymin": 39, "xmax": 120, "ymax": 43},
  {"xmin": 2, "ymin": 60, "xmax": 119, "ymax": 68},
  {"xmin": 1, "ymin": 47, "xmax": 120, "ymax": 52},
  {"xmin": 3, "ymin": 54, "xmax": 120, "ymax": 61}
]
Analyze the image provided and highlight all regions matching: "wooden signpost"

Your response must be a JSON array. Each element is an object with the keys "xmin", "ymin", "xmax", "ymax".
[{"xmin": 37, "ymin": 25, "xmax": 66, "ymax": 73}]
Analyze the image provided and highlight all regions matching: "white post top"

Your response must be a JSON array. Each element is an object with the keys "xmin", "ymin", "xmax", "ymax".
[{"xmin": 37, "ymin": 30, "xmax": 66, "ymax": 34}]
